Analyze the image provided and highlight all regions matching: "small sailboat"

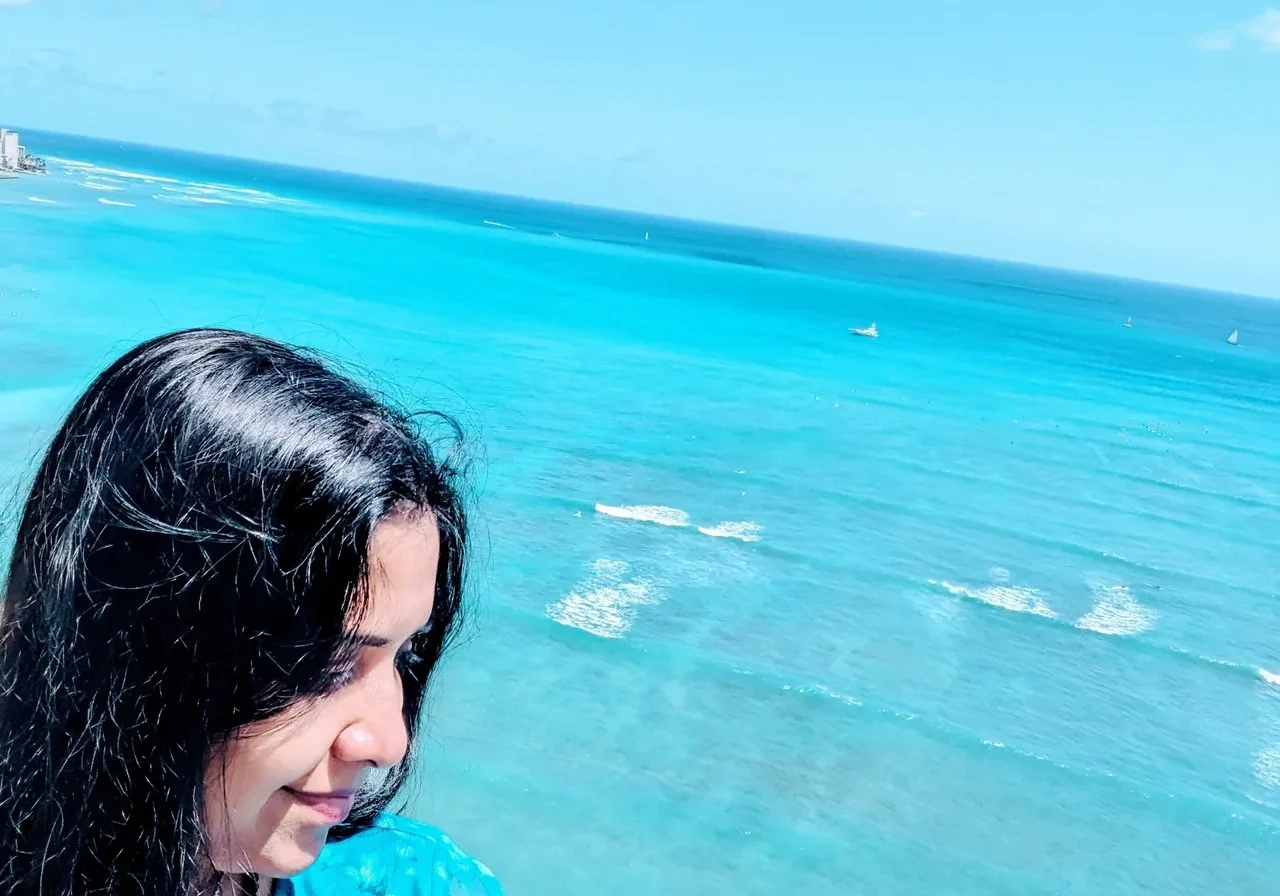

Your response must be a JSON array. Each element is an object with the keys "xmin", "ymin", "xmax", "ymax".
[
  {"xmin": 850, "ymin": 323, "xmax": 879, "ymax": 339},
  {"xmin": 1227, "ymin": 329, "xmax": 1239, "ymax": 346},
  {"xmin": 1123, "ymin": 317, "xmax": 1133, "ymax": 328}
]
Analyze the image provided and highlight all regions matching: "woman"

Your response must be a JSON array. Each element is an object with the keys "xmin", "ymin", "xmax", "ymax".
[{"xmin": 0, "ymin": 329, "xmax": 503, "ymax": 895}]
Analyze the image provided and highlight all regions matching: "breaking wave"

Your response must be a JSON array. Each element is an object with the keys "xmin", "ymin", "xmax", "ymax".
[
  {"xmin": 594, "ymin": 504, "xmax": 691, "ymax": 527},
  {"xmin": 929, "ymin": 577, "xmax": 1057, "ymax": 618},
  {"xmin": 697, "ymin": 521, "xmax": 763, "ymax": 542}
]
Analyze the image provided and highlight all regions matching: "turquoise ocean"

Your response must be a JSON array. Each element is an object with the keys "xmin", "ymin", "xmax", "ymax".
[{"xmin": 2, "ymin": 131, "xmax": 1279, "ymax": 895}]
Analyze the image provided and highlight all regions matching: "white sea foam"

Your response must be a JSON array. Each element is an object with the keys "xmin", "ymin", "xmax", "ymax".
[
  {"xmin": 153, "ymin": 192, "xmax": 230, "ymax": 205},
  {"xmin": 1260, "ymin": 668, "xmax": 1280, "ymax": 687},
  {"xmin": 697, "ymin": 521, "xmax": 763, "ymax": 542},
  {"xmin": 1074, "ymin": 583, "xmax": 1156, "ymax": 636},
  {"xmin": 594, "ymin": 504, "xmax": 690, "ymax": 527},
  {"xmin": 184, "ymin": 182, "xmax": 301, "ymax": 206},
  {"xmin": 155, "ymin": 182, "xmax": 299, "ymax": 207},
  {"xmin": 160, "ymin": 187, "xmax": 232, "ymax": 204},
  {"xmin": 189, "ymin": 181, "xmax": 275, "ymax": 198},
  {"xmin": 52, "ymin": 158, "xmax": 179, "ymax": 185},
  {"xmin": 930, "ymin": 578, "xmax": 1056, "ymax": 618},
  {"xmin": 794, "ymin": 683, "xmax": 862, "ymax": 707},
  {"xmin": 545, "ymin": 559, "xmax": 661, "ymax": 639},
  {"xmin": 53, "ymin": 162, "xmax": 300, "ymax": 207},
  {"xmin": 1255, "ymin": 748, "xmax": 1280, "ymax": 789},
  {"xmin": 27, "ymin": 197, "xmax": 57, "ymax": 204},
  {"xmin": 79, "ymin": 180, "xmax": 125, "ymax": 192},
  {"xmin": 97, "ymin": 198, "xmax": 135, "ymax": 208}
]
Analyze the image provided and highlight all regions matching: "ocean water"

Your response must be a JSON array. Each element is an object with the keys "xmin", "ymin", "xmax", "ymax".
[{"xmin": 2, "ymin": 131, "xmax": 1280, "ymax": 894}]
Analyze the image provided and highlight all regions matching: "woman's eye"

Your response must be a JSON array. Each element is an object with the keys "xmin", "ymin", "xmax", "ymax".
[
  {"xmin": 396, "ymin": 625, "xmax": 436, "ymax": 671},
  {"xmin": 395, "ymin": 645, "xmax": 425, "ymax": 671},
  {"xmin": 395, "ymin": 634, "xmax": 432, "ymax": 673}
]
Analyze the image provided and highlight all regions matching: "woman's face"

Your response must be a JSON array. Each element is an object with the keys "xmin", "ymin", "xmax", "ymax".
[{"xmin": 203, "ymin": 511, "xmax": 440, "ymax": 880}]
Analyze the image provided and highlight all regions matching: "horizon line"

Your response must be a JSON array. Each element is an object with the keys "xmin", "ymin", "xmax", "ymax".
[{"xmin": 11, "ymin": 124, "xmax": 1277, "ymax": 304}]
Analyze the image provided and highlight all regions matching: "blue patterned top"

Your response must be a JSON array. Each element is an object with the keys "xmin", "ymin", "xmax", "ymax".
[{"xmin": 277, "ymin": 815, "xmax": 505, "ymax": 896}]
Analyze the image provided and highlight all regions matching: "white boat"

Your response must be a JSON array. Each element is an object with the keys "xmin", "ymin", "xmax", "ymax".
[
  {"xmin": 850, "ymin": 323, "xmax": 879, "ymax": 339},
  {"xmin": 1123, "ymin": 317, "xmax": 1132, "ymax": 328},
  {"xmin": 1227, "ymin": 329, "xmax": 1239, "ymax": 346}
]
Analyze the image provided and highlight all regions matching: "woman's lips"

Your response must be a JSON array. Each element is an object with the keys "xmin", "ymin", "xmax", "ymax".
[{"xmin": 282, "ymin": 787, "xmax": 355, "ymax": 824}]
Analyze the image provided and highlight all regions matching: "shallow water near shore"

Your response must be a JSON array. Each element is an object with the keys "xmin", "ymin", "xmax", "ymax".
[{"xmin": 2, "ymin": 131, "xmax": 1280, "ymax": 894}]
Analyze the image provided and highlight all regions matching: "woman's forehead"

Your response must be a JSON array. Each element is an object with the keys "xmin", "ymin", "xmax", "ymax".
[{"xmin": 361, "ymin": 512, "xmax": 439, "ymax": 635}]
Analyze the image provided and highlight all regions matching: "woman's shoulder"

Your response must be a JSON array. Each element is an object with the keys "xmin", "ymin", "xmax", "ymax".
[{"xmin": 280, "ymin": 815, "xmax": 505, "ymax": 896}]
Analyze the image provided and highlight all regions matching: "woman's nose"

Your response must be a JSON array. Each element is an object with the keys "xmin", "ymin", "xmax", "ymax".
[{"xmin": 332, "ymin": 677, "xmax": 409, "ymax": 769}]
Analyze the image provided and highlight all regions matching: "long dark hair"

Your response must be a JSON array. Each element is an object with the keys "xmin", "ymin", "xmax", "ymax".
[{"xmin": 0, "ymin": 328, "xmax": 470, "ymax": 895}]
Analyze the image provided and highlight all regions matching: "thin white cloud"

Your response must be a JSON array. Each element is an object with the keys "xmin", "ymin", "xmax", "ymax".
[
  {"xmin": 0, "ymin": 0, "xmax": 32, "ymax": 7},
  {"xmin": 1197, "ymin": 8, "xmax": 1280, "ymax": 52},
  {"xmin": 1196, "ymin": 31, "xmax": 1236, "ymax": 51},
  {"xmin": 1242, "ymin": 8, "xmax": 1280, "ymax": 49}
]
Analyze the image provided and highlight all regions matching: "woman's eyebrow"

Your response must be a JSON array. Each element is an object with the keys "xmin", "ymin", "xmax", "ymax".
[
  {"xmin": 350, "ymin": 633, "xmax": 391, "ymax": 648},
  {"xmin": 350, "ymin": 619, "xmax": 435, "ymax": 649}
]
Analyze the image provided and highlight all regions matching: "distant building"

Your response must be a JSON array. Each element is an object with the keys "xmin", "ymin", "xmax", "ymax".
[
  {"xmin": 0, "ymin": 129, "xmax": 45, "ymax": 174},
  {"xmin": 0, "ymin": 129, "xmax": 19, "ymax": 171}
]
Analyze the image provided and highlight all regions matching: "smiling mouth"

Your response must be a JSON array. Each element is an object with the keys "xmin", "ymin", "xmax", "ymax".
[{"xmin": 282, "ymin": 787, "xmax": 355, "ymax": 824}]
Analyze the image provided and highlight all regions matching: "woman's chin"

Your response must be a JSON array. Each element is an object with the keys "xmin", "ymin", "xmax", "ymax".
[{"xmin": 256, "ymin": 828, "xmax": 329, "ymax": 879}]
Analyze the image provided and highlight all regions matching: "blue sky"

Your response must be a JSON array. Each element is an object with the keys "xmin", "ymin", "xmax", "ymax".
[{"xmin": 1, "ymin": 1, "xmax": 1277, "ymax": 297}]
